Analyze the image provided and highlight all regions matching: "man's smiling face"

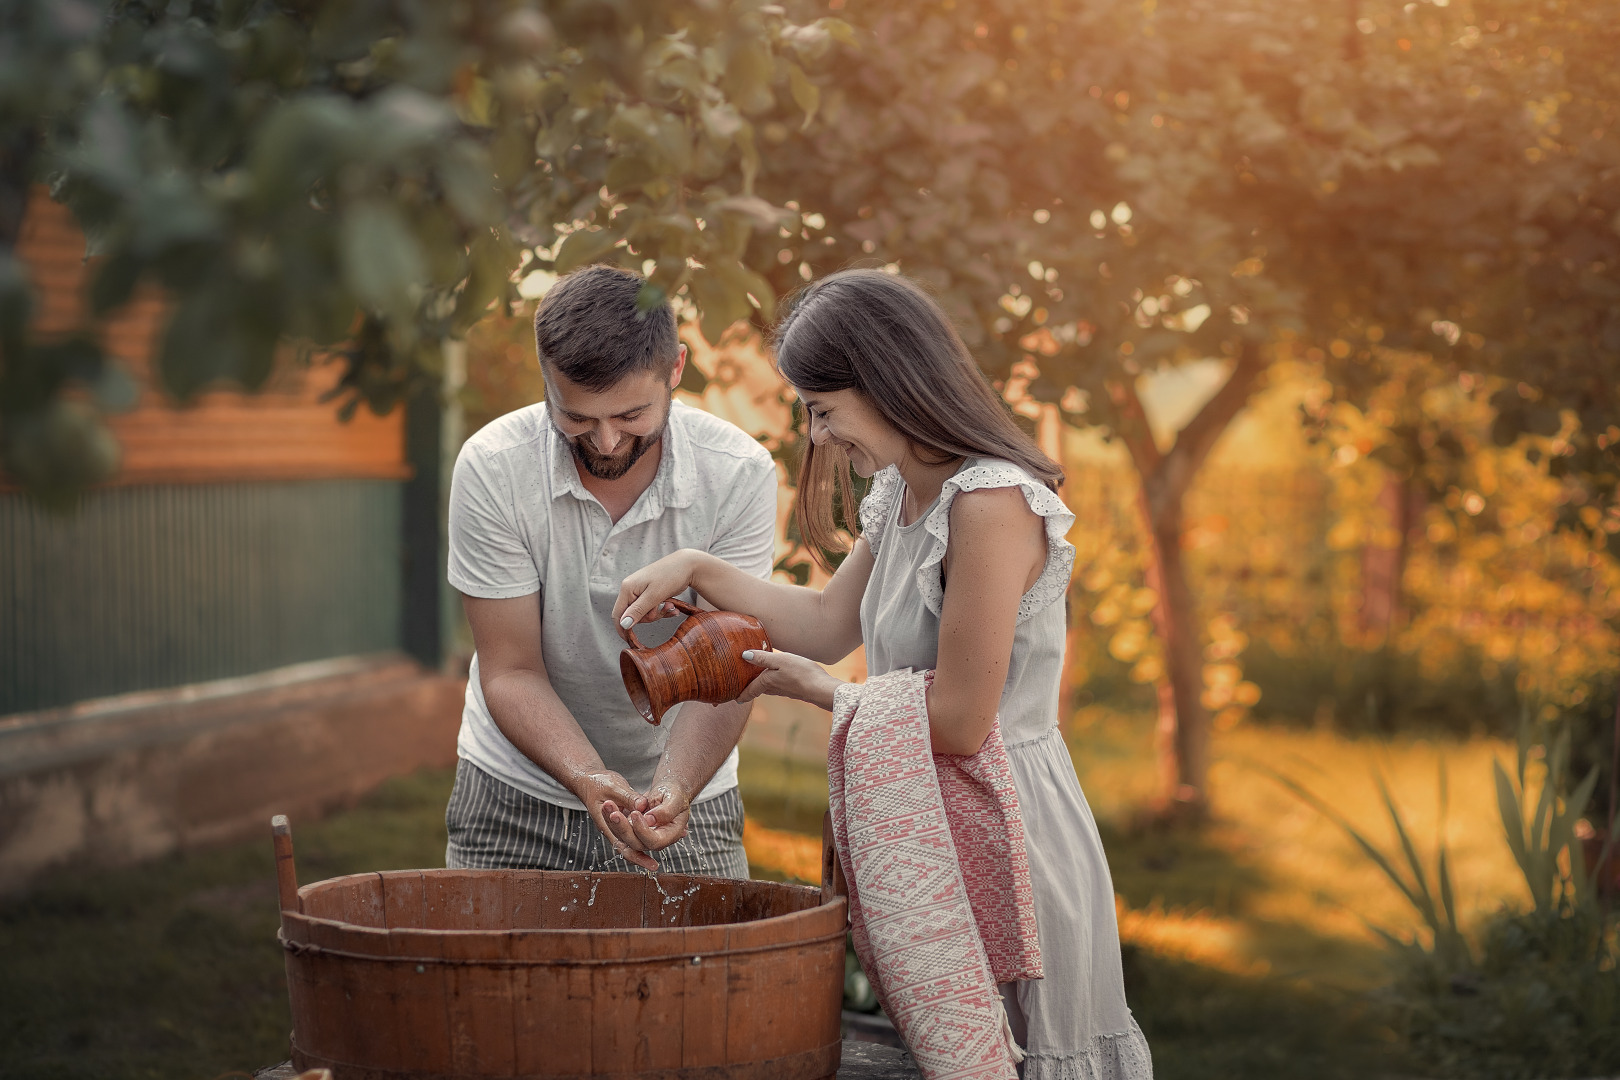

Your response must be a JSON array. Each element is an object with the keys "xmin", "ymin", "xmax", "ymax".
[{"xmin": 543, "ymin": 348, "xmax": 684, "ymax": 481}]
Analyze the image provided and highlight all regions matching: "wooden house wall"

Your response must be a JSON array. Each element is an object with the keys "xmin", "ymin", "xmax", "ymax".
[{"xmin": 1, "ymin": 192, "xmax": 412, "ymax": 715}]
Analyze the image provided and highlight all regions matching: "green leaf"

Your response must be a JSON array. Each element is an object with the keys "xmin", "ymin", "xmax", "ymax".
[
  {"xmin": 787, "ymin": 62, "xmax": 819, "ymax": 129},
  {"xmin": 819, "ymin": 17, "xmax": 858, "ymax": 46},
  {"xmin": 648, "ymin": 113, "xmax": 693, "ymax": 174},
  {"xmin": 89, "ymin": 251, "xmax": 142, "ymax": 315},
  {"xmin": 160, "ymin": 281, "xmax": 279, "ymax": 398},
  {"xmin": 1, "ymin": 398, "xmax": 121, "ymax": 507},
  {"xmin": 248, "ymin": 95, "xmax": 358, "ymax": 208},
  {"xmin": 1435, "ymin": 763, "xmax": 1461, "ymax": 941},
  {"xmin": 1259, "ymin": 765, "xmax": 1430, "ymax": 927},
  {"xmin": 1376, "ymin": 773, "xmax": 1439, "ymax": 930},
  {"xmin": 68, "ymin": 95, "xmax": 140, "ymax": 193},
  {"xmin": 553, "ymin": 227, "xmax": 618, "ymax": 275},
  {"xmin": 340, "ymin": 201, "xmax": 427, "ymax": 321},
  {"xmin": 689, "ymin": 267, "xmax": 751, "ymax": 346},
  {"xmin": 715, "ymin": 195, "xmax": 791, "ymax": 232},
  {"xmin": 91, "ymin": 365, "xmax": 139, "ymax": 413},
  {"xmin": 1558, "ymin": 766, "xmax": 1602, "ymax": 906},
  {"xmin": 1436, "ymin": 844, "xmax": 1459, "ymax": 939},
  {"xmin": 701, "ymin": 103, "xmax": 744, "ymax": 146},
  {"xmin": 437, "ymin": 142, "xmax": 501, "ymax": 225},
  {"xmin": 605, "ymin": 151, "xmax": 656, "ymax": 193},
  {"xmin": 453, "ymin": 231, "xmax": 517, "ymax": 333},
  {"xmin": 365, "ymin": 86, "xmax": 457, "ymax": 157},
  {"xmin": 723, "ymin": 39, "xmax": 775, "ymax": 116},
  {"xmin": 0, "ymin": 251, "xmax": 32, "ymax": 352},
  {"xmin": 715, "ymin": 260, "xmax": 776, "ymax": 321},
  {"xmin": 677, "ymin": 348, "xmax": 708, "ymax": 393},
  {"xmin": 1494, "ymin": 760, "xmax": 1537, "ymax": 904},
  {"xmin": 635, "ymin": 281, "xmax": 667, "ymax": 314},
  {"xmin": 130, "ymin": 174, "xmax": 221, "ymax": 257},
  {"xmin": 735, "ymin": 123, "xmax": 759, "ymax": 196}
]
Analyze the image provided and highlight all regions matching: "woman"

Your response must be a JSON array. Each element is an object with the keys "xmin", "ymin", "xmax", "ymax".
[{"xmin": 612, "ymin": 270, "xmax": 1152, "ymax": 1079}]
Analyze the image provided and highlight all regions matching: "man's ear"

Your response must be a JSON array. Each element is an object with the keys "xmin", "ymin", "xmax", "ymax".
[{"xmin": 667, "ymin": 343, "xmax": 688, "ymax": 391}]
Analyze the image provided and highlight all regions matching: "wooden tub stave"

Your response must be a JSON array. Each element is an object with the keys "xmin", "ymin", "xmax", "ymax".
[{"xmin": 273, "ymin": 821, "xmax": 848, "ymax": 1080}]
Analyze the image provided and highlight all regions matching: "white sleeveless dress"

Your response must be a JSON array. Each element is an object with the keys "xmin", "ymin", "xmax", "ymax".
[{"xmin": 857, "ymin": 459, "xmax": 1154, "ymax": 1080}]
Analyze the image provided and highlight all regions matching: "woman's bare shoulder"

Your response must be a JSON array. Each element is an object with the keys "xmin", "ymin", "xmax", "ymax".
[{"xmin": 947, "ymin": 484, "xmax": 1042, "ymax": 532}]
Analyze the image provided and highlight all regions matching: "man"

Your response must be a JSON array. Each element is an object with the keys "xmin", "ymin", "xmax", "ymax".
[{"xmin": 444, "ymin": 264, "xmax": 776, "ymax": 875}]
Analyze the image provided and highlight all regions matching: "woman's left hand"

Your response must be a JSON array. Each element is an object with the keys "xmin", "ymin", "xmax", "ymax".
[{"xmin": 738, "ymin": 648, "xmax": 842, "ymax": 711}]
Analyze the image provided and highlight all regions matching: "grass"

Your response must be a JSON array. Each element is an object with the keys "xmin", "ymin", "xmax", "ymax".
[
  {"xmin": 0, "ymin": 711, "xmax": 1534, "ymax": 1080},
  {"xmin": 1073, "ymin": 707, "xmax": 1524, "ymax": 987},
  {"xmin": 0, "ymin": 769, "xmax": 456, "ymax": 1080}
]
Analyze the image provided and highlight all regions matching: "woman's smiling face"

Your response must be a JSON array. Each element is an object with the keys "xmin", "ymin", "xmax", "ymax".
[{"xmin": 794, "ymin": 387, "xmax": 907, "ymax": 477}]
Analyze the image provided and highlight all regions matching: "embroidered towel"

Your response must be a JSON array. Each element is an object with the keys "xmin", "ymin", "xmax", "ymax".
[{"xmin": 828, "ymin": 668, "xmax": 1042, "ymax": 1080}]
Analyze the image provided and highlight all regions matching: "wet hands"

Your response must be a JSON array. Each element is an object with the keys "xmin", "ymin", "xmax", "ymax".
[
  {"xmin": 603, "ymin": 777, "xmax": 693, "ymax": 867},
  {"xmin": 577, "ymin": 770, "xmax": 696, "ymax": 873},
  {"xmin": 738, "ymin": 648, "xmax": 842, "ymax": 711},
  {"xmin": 576, "ymin": 770, "xmax": 662, "ymax": 872}
]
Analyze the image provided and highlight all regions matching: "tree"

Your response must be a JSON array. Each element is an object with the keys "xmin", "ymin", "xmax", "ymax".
[
  {"xmin": 0, "ymin": 0, "xmax": 845, "ymax": 503},
  {"xmin": 738, "ymin": 0, "xmax": 1616, "ymax": 816},
  {"xmin": 7, "ymin": 0, "xmax": 1613, "ymax": 817}
]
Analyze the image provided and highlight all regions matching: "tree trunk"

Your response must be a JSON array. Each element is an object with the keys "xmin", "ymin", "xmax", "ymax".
[
  {"xmin": 1139, "ymin": 477, "xmax": 1209, "ymax": 812},
  {"xmin": 1359, "ymin": 471, "xmax": 1420, "ymax": 729},
  {"xmin": 1107, "ymin": 344, "xmax": 1267, "ymax": 819},
  {"xmin": 1359, "ymin": 472, "xmax": 1413, "ymax": 639}
]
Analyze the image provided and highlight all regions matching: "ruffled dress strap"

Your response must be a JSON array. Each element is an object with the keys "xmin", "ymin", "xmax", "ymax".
[
  {"xmin": 917, "ymin": 459, "xmax": 1076, "ymax": 623},
  {"xmin": 856, "ymin": 464, "xmax": 904, "ymax": 556}
]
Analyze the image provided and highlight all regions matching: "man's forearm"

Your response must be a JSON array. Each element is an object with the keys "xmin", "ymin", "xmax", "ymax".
[
  {"xmin": 481, "ymin": 668, "xmax": 605, "ymax": 797},
  {"xmin": 650, "ymin": 697, "xmax": 753, "ymax": 800}
]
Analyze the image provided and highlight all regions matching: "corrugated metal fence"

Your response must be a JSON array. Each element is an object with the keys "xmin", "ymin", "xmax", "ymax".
[{"xmin": 0, "ymin": 480, "xmax": 402, "ymax": 715}]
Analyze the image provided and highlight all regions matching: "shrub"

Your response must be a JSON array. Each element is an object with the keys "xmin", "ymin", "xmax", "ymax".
[{"xmin": 1273, "ymin": 722, "xmax": 1620, "ymax": 1078}]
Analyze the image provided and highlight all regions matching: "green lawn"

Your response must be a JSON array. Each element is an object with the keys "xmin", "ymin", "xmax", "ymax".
[
  {"xmin": 2, "ymin": 707, "xmax": 1528, "ymax": 1079},
  {"xmin": 0, "ymin": 769, "xmax": 462, "ymax": 1080}
]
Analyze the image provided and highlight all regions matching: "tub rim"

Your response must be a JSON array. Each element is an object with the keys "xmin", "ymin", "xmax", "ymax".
[{"xmin": 280, "ymin": 868, "xmax": 849, "ymax": 965}]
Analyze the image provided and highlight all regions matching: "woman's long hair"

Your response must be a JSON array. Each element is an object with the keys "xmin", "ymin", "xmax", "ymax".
[{"xmin": 772, "ymin": 269, "xmax": 1063, "ymax": 569}]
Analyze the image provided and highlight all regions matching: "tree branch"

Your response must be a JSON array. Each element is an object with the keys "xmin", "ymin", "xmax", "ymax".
[
  {"xmin": 1106, "ymin": 375, "xmax": 1164, "ymax": 483},
  {"xmin": 1147, "ymin": 340, "xmax": 1267, "ymax": 522}
]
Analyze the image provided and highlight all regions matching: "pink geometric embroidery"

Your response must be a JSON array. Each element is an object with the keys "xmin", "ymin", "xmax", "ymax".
[{"xmin": 828, "ymin": 669, "xmax": 1043, "ymax": 1080}]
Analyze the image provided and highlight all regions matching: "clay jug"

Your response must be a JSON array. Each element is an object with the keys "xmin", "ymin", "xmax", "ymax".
[{"xmin": 619, "ymin": 599, "xmax": 771, "ymax": 725}]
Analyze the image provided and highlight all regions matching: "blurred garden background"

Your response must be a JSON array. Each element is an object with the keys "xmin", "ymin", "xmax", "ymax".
[{"xmin": 2, "ymin": 0, "xmax": 1618, "ymax": 1077}]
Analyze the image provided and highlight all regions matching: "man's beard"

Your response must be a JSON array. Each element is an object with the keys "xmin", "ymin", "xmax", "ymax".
[{"xmin": 565, "ymin": 409, "xmax": 669, "ymax": 481}]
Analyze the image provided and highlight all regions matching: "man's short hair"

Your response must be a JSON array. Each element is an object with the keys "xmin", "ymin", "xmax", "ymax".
[{"xmin": 533, "ymin": 265, "xmax": 679, "ymax": 392}]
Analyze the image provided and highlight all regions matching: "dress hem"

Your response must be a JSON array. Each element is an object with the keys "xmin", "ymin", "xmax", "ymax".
[{"xmin": 1019, "ymin": 1019, "xmax": 1154, "ymax": 1080}]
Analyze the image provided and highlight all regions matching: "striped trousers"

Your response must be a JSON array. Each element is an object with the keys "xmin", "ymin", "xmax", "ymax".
[{"xmin": 444, "ymin": 759, "xmax": 750, "ymax": 879}]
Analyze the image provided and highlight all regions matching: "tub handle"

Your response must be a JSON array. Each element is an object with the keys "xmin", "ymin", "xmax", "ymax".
[{"xmin": 272, "ymin": 815, "xmax": 301, "ymax": 915}]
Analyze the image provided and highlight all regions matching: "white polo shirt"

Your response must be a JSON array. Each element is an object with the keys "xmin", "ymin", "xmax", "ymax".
[{"xmin": 447, "ymin": 400, "xmax": 778, "ymax": 809}]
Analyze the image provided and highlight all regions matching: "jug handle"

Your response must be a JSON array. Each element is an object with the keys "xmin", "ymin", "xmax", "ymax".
[{"xmin": 623, "ymin": 597, "xmax": 704, "ymax": 649}]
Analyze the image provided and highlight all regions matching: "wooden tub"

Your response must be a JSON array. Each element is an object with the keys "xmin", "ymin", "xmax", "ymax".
[{"xmin": 271, "ymin": 817, "xmax": 849, "ymax": 1080}]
